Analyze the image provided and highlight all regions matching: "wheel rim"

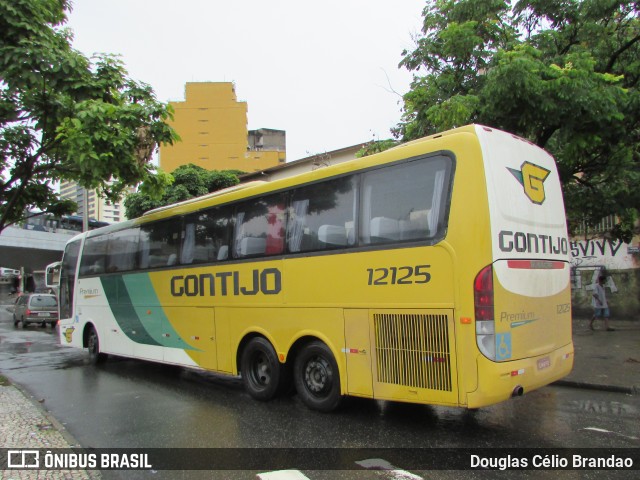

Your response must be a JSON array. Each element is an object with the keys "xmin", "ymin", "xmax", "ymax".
[
  {"xmin": 250, "ymin": 351, "xmax": 272, "ymax": 387},
  {"xmin": 303, "ymin": 355, "xmax": 332, "ymax": 395}
]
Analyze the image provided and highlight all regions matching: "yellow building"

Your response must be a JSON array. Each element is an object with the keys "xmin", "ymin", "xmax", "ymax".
[{"xmin": 159, "ymin": 82, "xmax": 286, "ymax": 173}]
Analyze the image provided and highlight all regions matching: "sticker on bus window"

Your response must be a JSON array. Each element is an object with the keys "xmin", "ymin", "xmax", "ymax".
[{"xmin": 496, "ymin": 333, "xmax": 512, "ymax": 360}]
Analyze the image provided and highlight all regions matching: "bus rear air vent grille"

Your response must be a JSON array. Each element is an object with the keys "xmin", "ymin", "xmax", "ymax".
[{"xmin": 373, "ymin": 313, "xmax": 452, "ymax": 392}]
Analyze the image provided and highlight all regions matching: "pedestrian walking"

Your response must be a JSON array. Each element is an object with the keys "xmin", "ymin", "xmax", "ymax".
[{"xmin": 589, "ymin": 275, "xmax": 614, "ymax": 331}]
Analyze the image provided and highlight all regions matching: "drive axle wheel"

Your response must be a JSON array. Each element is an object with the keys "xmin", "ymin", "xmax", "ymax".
[{"xmin": 294, "ymin": 341, "xmax": 342, "ymax": 412}]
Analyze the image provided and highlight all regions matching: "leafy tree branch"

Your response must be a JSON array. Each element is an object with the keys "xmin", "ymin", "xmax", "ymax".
[
  {"xmin": 394, "ymin": 0, "xmax": 639, "ymax": 241},
  {"xmin": 0, "ymin": 0, "xmax": 178, "ymax": 232}
]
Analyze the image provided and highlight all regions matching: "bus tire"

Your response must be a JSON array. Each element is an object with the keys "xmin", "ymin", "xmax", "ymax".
[
  {"xmin": 87, "ymin": 327, "xmax": 107, "ymax": 365},
  {"xmin": 294, "ymin": 341, "xmax": 342, "ymax": 412},
  {"xmin": 240, "ymin": 337, "xmax": 282, "ymax": 401}
]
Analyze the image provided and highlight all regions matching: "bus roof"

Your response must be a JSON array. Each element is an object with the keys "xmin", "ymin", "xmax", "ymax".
[
  {"xmin": 78, "ymin": 124, "xmax": 543, "ymax": 237},
  {"xmin": 81, "ymin": 124, "xmax": 483, "ymax": 232},
  {"xmin": 143, "ymin": 181, "xmax": 268, "ymax": 217}
]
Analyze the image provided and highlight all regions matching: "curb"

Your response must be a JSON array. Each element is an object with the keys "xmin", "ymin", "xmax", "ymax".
[{"xmin": 553, "ymin": 379, "xmax": 637, "ymax": 395}]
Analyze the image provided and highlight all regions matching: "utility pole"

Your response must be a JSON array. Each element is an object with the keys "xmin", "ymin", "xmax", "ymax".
[{"xmin": 82, "ymin": 187, "xmax": 89, "ymax": 232}]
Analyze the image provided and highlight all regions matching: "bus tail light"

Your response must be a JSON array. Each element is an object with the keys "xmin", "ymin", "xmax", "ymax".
[{"xmin": 475, "ymin": 265, "xmax": 496, "ymax": 361}]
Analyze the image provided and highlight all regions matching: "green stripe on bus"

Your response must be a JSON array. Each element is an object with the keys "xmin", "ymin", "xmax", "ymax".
[
  {"xmin": 122, "ymin": 273, "xmax": 197, "ymax": 351},
  {"xmin": 101, "ymin": 275, "xmax": 161, "ymax": 347}
]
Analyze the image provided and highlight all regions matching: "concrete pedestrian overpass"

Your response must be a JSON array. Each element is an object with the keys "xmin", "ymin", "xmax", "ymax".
[{"xmin": 0, "ymin": 227, "xmax": 71, "ymax": 273}]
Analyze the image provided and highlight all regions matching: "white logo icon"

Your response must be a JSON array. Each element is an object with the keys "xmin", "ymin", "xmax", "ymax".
[{"xmin": 8, "ymin": 450, "xmax": 40, "ymax": 469}]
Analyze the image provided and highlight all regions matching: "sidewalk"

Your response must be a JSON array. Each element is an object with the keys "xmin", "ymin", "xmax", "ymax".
[
  {"xmin": 555, "ymin": 318, "xmax": 640, "ymax": 394},
  {"xmin": 0, "ymin": 376, "xmax": 95, "ymax": 479}
]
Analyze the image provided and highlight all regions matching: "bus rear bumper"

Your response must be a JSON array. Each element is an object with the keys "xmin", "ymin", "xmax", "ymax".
[{"xmin": 466, "ymin": 342, "xmax": 574, "ymax": 409}]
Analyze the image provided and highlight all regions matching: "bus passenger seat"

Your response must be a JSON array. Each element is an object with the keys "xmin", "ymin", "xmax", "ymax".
[
  {"xmin": 401, "ymin": 211, "xmax": 430, "ymax": 239},
  {"xmin": 370, "ymin": 217, "xmax": 400, "ymax": 241},
  {"xmin": 318, "ymin": 225, "xmax": 348, "ymax": 246},
  {"xmin": 217, "ymin": 245, "xmax": 229, "ymax": 260},
  {"xmin": 238, "ymin": 237, "xmax": 266, "ymax": 256}
]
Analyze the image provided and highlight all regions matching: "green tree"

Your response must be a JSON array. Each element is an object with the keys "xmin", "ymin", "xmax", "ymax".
[
  {"xmin": 0, "ymin": 0, "xmax": 177, "ymax": 233},
  {"xmin": 124, "ymin": 164, "xmax": 242, "ymax": 219},
  {"xmin": 356, "ymin": 139, "xmax": 400, "ymax": 158},
  {"xmin": 396, "ymin": 0, "xmax": 640, "ymax": 241}
]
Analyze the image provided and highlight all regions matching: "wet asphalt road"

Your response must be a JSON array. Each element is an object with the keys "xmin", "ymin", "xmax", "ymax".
[{"xmin": 0, "ymin": 306, "xmax": 638, "ymax": 479}]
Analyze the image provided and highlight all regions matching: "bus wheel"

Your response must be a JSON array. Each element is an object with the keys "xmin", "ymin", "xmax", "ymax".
[
  {"xmin": 294, "ymin": 341, "xmax": 342, "ymax": 412},
  {"xmin": 87, "ymin": 327, "xmax": 106, "ymax": 365},
  {"xmin": 240, "ymin": 337, "xmax": 282, "ymax": 401}
]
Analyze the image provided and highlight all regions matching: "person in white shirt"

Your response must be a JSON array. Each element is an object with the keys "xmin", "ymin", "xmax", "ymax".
[{"xmin": 589, "ymin": 275, "xmax": 614, "ymax": 331}]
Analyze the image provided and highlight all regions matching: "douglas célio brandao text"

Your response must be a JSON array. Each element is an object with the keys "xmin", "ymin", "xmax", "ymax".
[{"xmin": 470, "ymin": 454, "xmax": 634, "ymax": 470}]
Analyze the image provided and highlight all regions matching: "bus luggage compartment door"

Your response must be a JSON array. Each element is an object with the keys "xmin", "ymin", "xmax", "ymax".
[
  {"xmin": 344, "ymin": 309, "xmax": 374, "ymax": 398},
  {"xmin": 163, "ymin": 306, "xmax": 217, "ymax": 370}
]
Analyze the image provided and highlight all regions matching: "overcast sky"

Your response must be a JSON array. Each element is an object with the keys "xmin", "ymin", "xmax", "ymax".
[{"xmin": 66, "ymin": 0, "xmax": 426, "ymax": 162}]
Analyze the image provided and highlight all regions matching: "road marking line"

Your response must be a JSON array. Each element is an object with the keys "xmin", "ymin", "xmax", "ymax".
[
  {"xmin": 356, "ymin": 458, "xmax": 424, "ymax": 480},
  {"xmin": 256, "ymin": 470, "xmax": 311, "ymax": 480},
  {"xmin": 583, "ymin": 427, "xmax": 639, "ymax": 440}
]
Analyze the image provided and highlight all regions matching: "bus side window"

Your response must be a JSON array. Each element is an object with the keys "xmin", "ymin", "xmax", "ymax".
[
  {"xmin": 181, "ymin": 207, "xmax": 231, "ymax": 265},
  {"xmin": 79, "ymin": 235, "xmax": 108, "ymax": 276},
  {"xmin": 106, "ymin": 228, "xmax": 139, "ymax": 272},
  {"xmin": 233, "ymin": 194, "xmax": 286, "ymax": 258},
  {"xmin": 287, "ymin": 175, "xmax": 357, "ymax": 253},
  {"xmin": 360, "ymin": 157, "xmax": 451, "ymax": 245},
  {"xmin": 139, "ymin": 220, "xmax": 181, "ymax": 269}
]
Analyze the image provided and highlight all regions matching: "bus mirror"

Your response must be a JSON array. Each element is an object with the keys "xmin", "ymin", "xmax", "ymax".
[{"xmin": 46, "ymin": 262, "xmax": 61, "ymax": 288}]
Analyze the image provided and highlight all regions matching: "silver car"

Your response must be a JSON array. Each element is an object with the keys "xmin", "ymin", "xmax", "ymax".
[{"xmin": 13, "ymin": 294, "xmax": 59, "ymax": 328}]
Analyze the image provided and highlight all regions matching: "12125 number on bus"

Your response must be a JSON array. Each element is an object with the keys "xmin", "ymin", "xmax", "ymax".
[{"xmin": 367, "ymin": 265, "xmax": 431, "ymax": 286}]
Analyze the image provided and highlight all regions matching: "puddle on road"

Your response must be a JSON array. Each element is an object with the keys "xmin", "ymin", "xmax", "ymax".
[
  {"xmin": 0, "ymin": 333, "xmax": 61, "ymax": 354},
  {"xmin": 0, "ymin": 338, "xmax": 60, "ymax": 354},
  {"xmin": 0, "ymin": 325, "xmax": 88, "ymax": 370}
]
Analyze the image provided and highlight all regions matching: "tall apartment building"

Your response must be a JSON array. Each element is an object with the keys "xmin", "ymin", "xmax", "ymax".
[
  {"xmin": 59, "ymin": 181, "xmax": 128, "ymax": 224},
  {"xmin": 159, "ymin": 82, "xmax": 285, "ymax": 173}
]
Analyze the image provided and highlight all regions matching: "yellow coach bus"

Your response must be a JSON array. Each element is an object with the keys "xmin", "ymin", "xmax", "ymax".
[{"xmin": 48, "ymin": 125, "xmax": 573, "ymax": 412}]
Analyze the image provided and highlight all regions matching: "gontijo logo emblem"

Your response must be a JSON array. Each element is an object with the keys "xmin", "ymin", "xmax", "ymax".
[{"xmin": 508, "ymin": 161, "xmax": 551, "ymax": 205}]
